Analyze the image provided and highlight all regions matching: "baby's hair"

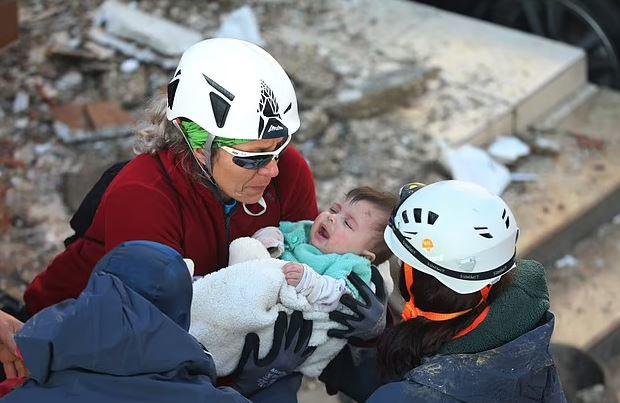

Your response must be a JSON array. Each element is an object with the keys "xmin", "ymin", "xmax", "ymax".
[{"xmin": 345, "ymin": 187, "xmax": 398, "ymax": 264}]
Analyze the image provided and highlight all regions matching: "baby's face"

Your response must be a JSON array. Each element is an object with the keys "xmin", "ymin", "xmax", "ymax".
[{"xmin": 310, "ymin": 199, "xmax": 387, "ymax": 257}]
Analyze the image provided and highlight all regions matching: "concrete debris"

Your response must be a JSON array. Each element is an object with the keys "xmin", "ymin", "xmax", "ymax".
[
  {"xmin": 296, "ymin": 107, "xmax": 330, "ymax": 143},
  {"xmin": 270, "ymin": 42, "xmax": 339, "ymax": 106},
  {"xmin": 510, "ymin": 172, "xmax": 538, "ymax": 182},
  {"xmin": 440, "ymin": 143, "xmax": 511, "ymax": 195},
  {"xmin": 94, "ymin": 0, "xmax": 203, "ymax": 57},
  {"xmin": 216, "ymin": 5, "xmax": 264, "ymax": 46},
  {"xmin": 555, "ymin": 254, "xmax": 579, "ymax": 269},
  {"xmin": 487, "ymin": 136, "xmax": 531, "ymax": 164},
  {"xmin": 613, "ymin": 214, "xmax": 620, "ymax": 225},
  {"xmin": 47, "ymin": 45, "xmax": 103, "ymax": 62},
  {"xmin": 12, "ymin": 91, "xmax": 29, "ymax": 114},
  {"xmin": 55, "ymin": 71, "xmax": 84, "ymax": 93},
  {"xmin": 326, "ymin": 67, "xmax": 434, "ymax": 119},
  {"xmin": 14, "ymin": 118, "xmax": 29, "ymax": 130},
  {"xmin": 533, "ymin": 136, "xmax": 561, "ymax": 155},
  {"xmin": 88, "ymin": 28, "xmax": 177, "ymax": 69},
  {"xmin": 573, "ymin": 133, "xmax": 605, "ymax": 151},
  {"xmin": 51, "ymin": 101, "xmax": 136, "ymax": 143},
  {"xmin": 120, "ymin": 58, "xmax": 140, "ymax": 74}
]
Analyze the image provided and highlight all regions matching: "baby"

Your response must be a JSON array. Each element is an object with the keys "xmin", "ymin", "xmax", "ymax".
[
  {"xmin": 189, "ymin": 186, "xmax": 397, "ymax": 378},
  {"xmin": 253, "ymin": 186, "xmax": 397, "ymax": 311}
]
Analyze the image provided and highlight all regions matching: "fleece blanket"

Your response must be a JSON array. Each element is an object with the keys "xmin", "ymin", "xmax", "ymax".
[{"xmin": 189, "ymin": 237, "xmax": 393, "ymax": 377}]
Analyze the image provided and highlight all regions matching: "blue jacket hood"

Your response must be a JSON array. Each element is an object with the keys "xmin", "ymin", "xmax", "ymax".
[
  {"xmin": 92, "ymin": 240, "xmax": 192, "ymax": 330},
  {"xmin": 6, "ymin": 241, "xmax": 255, "ymax": 402},
  {"xmin": 14, "ymin": 241, "xmax": 209, "ymax": 382}
]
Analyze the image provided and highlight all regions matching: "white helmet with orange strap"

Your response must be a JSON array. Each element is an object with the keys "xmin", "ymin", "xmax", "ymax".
[{"xmin": 384, "ymin": 180, "xmax": 519, "ymax": 294}]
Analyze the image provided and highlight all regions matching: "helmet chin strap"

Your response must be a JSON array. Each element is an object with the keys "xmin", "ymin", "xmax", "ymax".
[
  {"xmin": 172, "ymin": 118, "xmax": 219, "ymax": 184},
  {"xmin": 243, "ymin": 197, "xmax": 267, "ymax": 216}
]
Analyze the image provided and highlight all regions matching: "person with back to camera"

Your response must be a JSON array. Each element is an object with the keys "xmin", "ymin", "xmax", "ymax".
[
  {"xmin": 21, "ymin": 37, "xmax": 388, "ymax": 399},
  {"xmin": 367, "ymin": 180, "xmax": 566, "ymax": 402}
]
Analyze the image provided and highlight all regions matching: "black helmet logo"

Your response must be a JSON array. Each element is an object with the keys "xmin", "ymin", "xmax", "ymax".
[{"xmin": 257, "ymin": 80, "xmax": 290, "ymax": 139}]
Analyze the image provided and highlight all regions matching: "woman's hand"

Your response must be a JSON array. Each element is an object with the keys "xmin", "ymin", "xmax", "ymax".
[
  {"xmin": 327, "ymin": 268, "xmax": 388, "ymax": 344},
  {"xmin": 0, "ymin": 310, "xmax": 28, "ymax": 378},
  {"xmin": 231, "ymin": 310, "xmax": 315, "ymax": 396}
]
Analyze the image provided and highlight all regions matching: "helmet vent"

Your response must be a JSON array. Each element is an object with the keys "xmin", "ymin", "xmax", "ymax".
[
  {"xmin": 401, "ymin": 210, "xmax": 409, "ymax": 223},
  {"xmin": 502, "ymin": 209, "xmax": 506, "ymax": 219},
  {"xmin": 203, "ymin": 74, "xmax": 235, "ymax": 101},
  {"xmin": 413, "ymin": 208, "xmax": 422, "ymax": 223},
  {"xmin": 505, "ymin": 216, "xmax": 510, "ymax": 229},
  {"xmin": 475, "ymin": 227, "xmax": 493, "ymax": 239},
  {"xmin": 209, "ymin": 92, "xmax": 231, "ymax": 128},
  {"xmin": 402, "ymin": 230, "xmax": 417, "ymax": 239},
  {"xmin": 427, "ymin": 211, "xmax": 438, "ymax": 225},
  {"xmin": 283, "ymin": 102, "xmax": 292, "ymax": 114},
  {"xmin": 167, "ymin": 79, "xmax": 179, "ymax": 108}
]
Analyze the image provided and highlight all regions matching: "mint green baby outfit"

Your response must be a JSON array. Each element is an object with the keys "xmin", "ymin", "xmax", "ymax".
[{"xmin": 279, "ymin": 221, "xmax": 372, "ymax": 299}]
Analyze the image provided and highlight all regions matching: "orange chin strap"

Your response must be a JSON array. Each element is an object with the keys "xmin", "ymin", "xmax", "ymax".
[{"xmin": 401, "ymin": 263, "xmax": 491, "ymax": 339}]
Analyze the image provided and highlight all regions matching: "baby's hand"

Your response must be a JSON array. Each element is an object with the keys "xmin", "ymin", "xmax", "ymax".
[{"xmin": 283, "ymin": 262, "xmax": 305, "ymax": 286}]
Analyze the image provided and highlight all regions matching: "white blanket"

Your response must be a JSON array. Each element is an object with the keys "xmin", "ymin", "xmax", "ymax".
[{"xmin": 189, "ymin": 237, "xmax": 393, "ymax": 377}]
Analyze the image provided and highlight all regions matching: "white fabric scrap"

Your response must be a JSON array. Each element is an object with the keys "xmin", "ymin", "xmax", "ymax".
[
  {"xmin": 440, "ymin": 143, "xmax": 511, "ymax": 195},
  {"xmin": 487, "ymin": 136, "xmax": 531, "ymax": 164}
]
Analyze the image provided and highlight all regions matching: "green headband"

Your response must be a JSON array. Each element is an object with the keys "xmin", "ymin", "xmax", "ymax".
[{"xmin": 180, "ymin": 120, "xmax": 252, "ymax": 149}]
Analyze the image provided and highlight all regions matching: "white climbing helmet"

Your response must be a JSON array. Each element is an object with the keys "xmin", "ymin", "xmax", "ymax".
[
  {"xmin": 384, "ymin": 180, "xmax": 519, "ymax": 294},
  {"xmin": 166, "ymin": 38, "xmax": 300, "ymax": 140}
]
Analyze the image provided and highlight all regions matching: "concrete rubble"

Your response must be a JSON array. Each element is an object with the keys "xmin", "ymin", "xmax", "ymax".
[
  {"xmin": 216, "ymin": 5, "xmax": 264, "ymax": 46},
  {"xmin": 94, "ymin": 0, "xmax": 203, "ymax": 57},
  {"xmin": 2, "ymin": 1, "xmax": 619, "ymax": 401},
  {"xmin": 0, "ymin": 0, "xmax": 599, "ymax": 304}
]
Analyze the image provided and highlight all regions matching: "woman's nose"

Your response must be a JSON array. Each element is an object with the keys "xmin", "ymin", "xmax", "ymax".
[{"xmin": 257, "ymin": 159, "xmax": 279, "ymax": 178}]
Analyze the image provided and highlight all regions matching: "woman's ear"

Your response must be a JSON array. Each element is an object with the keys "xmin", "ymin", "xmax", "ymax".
[{"xmin": 361, "ymin": 250, "xmax": 376, "ymax": 263}]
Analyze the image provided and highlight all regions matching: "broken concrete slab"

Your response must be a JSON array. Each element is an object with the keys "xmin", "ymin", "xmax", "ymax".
[
  {"xmin": 395, "ymin": 84, "xmax": 513, "ymax": 145},
  {"xmin": 504, "ymin": 87, "xmax": 620, "ymax": 264},
  {"xmin": 269, "ymin": 42, "xmax": 339, "ymax": 107},
  {"xmin": 325, "ymin": 67, "xmax": 434, "ymax": 119},
  {"xmin": 51, "ymin": 101, "xmax": 136, "ymax": 143},
  {"xmin": 94, "ymin": 0, "xmax": 203, "ymax": 57},
  {"xmin": 268, "ymin": 0, "xmax": 586, "ymax": 145},
  {"xmin": 86, "ymin": 101, "xmax": 135, "ymax": 132},
  {"xmin": 216, "ymin": 5, "xmax": 264, "ymax": 46},
  {"xmin": 88, "ymin": 28, "xmax": 178, "ymax": 69}
]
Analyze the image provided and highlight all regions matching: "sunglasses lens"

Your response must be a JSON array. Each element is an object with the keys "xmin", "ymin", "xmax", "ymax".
[{"xmin": 232, "ymin": 155, "xmax": 273, "ymax": 170}]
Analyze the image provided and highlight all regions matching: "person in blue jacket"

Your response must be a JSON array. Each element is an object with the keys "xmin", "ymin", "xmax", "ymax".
[
  {"xmin": 368, "ymin": 181, "xmax": 566, "ymax": 403},
  {"xmin": 2, "ymin": 240, "xmax": 314, "ymax": 402}
]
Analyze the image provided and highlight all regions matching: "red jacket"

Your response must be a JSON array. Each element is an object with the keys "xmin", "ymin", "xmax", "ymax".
[{"xmin": 24, "ymin": 146, "xmax": 318, "ymax": 315}]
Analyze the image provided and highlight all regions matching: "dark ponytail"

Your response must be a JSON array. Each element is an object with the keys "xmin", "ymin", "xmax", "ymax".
[{"xmin": 377, "ymin": 269, "xmax": 512, "ymax": 381}]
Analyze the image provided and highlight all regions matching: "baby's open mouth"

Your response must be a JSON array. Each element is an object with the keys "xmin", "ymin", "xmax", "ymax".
[{"xmin": 318, "ymin": 224, "xmax": 330, "ymax": 239}]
